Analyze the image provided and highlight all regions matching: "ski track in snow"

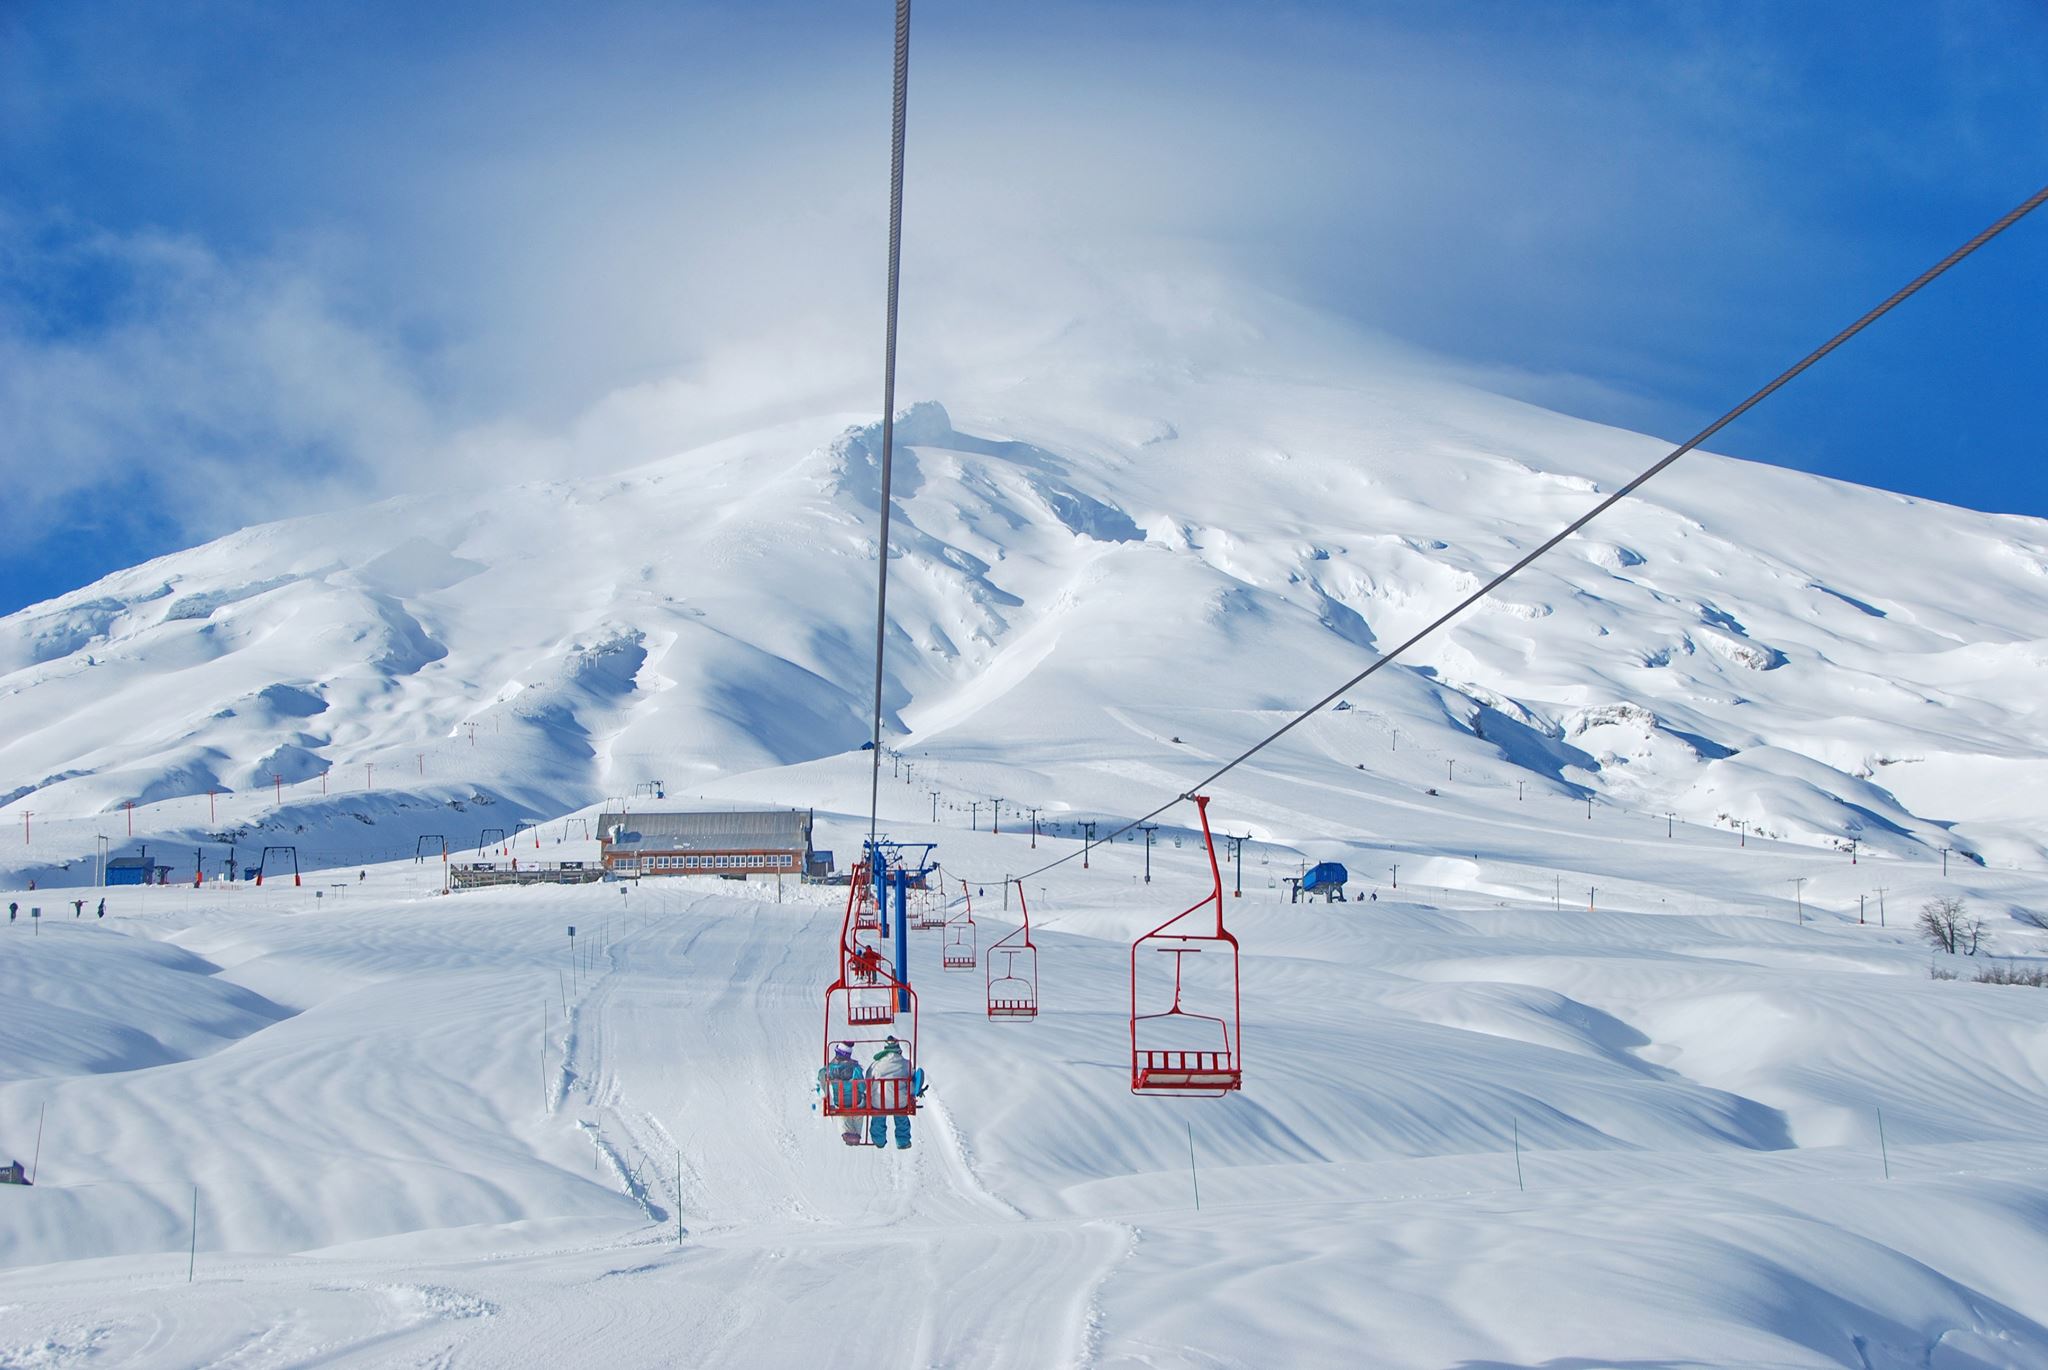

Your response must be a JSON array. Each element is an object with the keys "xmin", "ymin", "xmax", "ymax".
[{"xmin": 4, "ymin": 860, "xmax": 2048, "ymax": 1367}]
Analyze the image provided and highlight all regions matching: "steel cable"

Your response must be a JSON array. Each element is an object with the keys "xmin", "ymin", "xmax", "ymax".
[{"xmin": 865, "ymin": 0, "xmax": 913, "ymax": 862}]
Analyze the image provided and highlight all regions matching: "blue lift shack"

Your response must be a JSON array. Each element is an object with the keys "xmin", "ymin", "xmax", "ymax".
[{"xmin": 1290, "ymin": 861, "xmax": 1349, "ymax": 903}]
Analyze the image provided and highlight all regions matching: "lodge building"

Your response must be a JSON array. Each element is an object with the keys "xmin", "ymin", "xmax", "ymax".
[{"xmin": 598, "ymin": 809, "xmax": 825, "ymax": 879}]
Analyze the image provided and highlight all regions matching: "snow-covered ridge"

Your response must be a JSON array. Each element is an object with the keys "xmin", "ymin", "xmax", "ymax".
[{"xmin": 5, "ymin": 333, "xmax": 2048, "ymax": 880}]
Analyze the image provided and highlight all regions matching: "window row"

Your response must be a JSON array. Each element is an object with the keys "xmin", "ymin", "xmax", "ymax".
[{"xmin": 622, "ymin": 852, "xmax": 797, "ymax": 871}]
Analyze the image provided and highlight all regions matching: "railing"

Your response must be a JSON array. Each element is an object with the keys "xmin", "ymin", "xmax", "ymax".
[
  {"xmin": 1134, "ymin": 1050, "xmax": 1239, "ymax": 1089},
  {"xmin": 819, "ymin": 1075, "xmax": 918, "ymax": 1116}
]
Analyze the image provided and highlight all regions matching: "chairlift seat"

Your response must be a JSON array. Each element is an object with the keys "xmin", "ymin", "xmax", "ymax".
[
  {"xmin": 1133, "ymin": 1049, "xmax": 1240, "ymax": 1093},
  {"xmin": 1129, "ymin": 794, "xmax": 1243, "ymax": 1098},
  {"xmin": 987, "ymin": 890, "xmax": 1040, "ymax": 1021},
  {"xmin": 819, "ymin": 1073, "xmax": 918, "ymax": 1117}
]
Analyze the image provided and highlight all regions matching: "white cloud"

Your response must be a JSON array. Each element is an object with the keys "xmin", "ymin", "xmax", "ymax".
[{"xmin": 3, "ymin": 1, "xmax": 2042, "ymax": 600}]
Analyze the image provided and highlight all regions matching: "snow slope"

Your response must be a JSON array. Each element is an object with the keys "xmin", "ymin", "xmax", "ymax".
[
  {"xmin": 5, "ymin": 300, "xmax": 2048, "ymax": 1366},
  {"xmin": 3, "ymin": 821, "xmax": 2047, "ymax": 1367},
  {"xmin": 5, "ymin": 298, "xmax": 2048, "ymax": 886}
]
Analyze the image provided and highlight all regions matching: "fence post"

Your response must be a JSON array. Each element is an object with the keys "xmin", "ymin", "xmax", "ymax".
[
  {"xmin": 188, "ymin": 1185, "xmax": 199, "ymax": 1283},
  {"xmin": 1187, "ymin": 1123, "xmax": 1201, "ymax": 1211},
  {"xmin": 1513, "ymin": 1118, "xmax": 1524, "ymax": 1192}
]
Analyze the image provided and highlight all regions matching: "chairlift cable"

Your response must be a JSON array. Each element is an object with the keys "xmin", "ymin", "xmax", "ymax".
[
  {"xmin": 865, "ymin": 0, "xmax": 914, "ymax": 862},
  {"xmin": 957, "ymin": 182, "xmax": 2048, "ymax": 885}
]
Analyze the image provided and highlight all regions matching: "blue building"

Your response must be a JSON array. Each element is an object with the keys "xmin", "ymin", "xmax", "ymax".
[{"xmin": 106, "ymin": 846, "xmax": 170, "ymax": 886}]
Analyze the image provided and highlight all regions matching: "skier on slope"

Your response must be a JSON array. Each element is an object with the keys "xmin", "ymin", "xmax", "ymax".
[
  {"xmin": 865, "ymin": 1036, "xmax": 925, "ymax": 1151},
  {"xmin": 817, "ymin": 1043, "xmax": 866, "ymax": 1145}
]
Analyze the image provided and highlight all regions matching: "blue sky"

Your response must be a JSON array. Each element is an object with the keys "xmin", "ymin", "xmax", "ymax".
[{"xmin": 2, "ymin": 0, "xmax": 2044, "ymax": 614}]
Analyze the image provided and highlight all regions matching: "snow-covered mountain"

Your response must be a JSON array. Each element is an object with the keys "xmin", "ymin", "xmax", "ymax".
[
  {"xmin": 10, "ymin": 301, "xmax": 2048, "ymax": 1368},
  {"xmin": 6, "ymin": 302, "xmax": 2048, "ymax": 882}
]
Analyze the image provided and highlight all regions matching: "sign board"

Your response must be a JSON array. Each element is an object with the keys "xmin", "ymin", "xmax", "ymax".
[
  {"xmin": 568, "ymin": 926, "xmax": 576, "ymax": 938},
  {"xmin": 560, "ymin": 861, "xmax": 584, "ymax": 870},
  {"xmin": 472, "ymin": 863, "xmax": 496, "ymax": 872}
]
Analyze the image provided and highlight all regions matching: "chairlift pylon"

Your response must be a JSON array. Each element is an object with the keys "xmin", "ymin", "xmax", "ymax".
[
  {"xmin": 1129, "ymin": 794, "xmax": 1242, "ymax": 1097},
  {"xmin": 986, "ymin": 880, "xmax": 1038, "ymax": 1020}
]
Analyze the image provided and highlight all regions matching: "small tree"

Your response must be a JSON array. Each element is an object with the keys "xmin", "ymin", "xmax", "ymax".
[{"xmin": 1918, "ymin": 896, "xmax": 1988, "ymax": 957}]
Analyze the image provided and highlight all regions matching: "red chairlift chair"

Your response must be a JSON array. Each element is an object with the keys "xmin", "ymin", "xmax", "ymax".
[
  {"xmin": 913, "ymin": 875, "xmax": 948, "ymax": 930},
  {"xmin": 942, "ymin": 877, "xmax": 978, "ymax": 969},
  {"xmin": 820, "ymin": 869, "xmax": 920, "ymax": 1134},
  {"xmin": 986, "ymin": 880, "xmax": 1039, "ymax": 1019},
  {"xmin": 852, "ymin": 863, "xmax": 883, "ymax": 931},
  {"xmin": 1129, "ymin": 794, "xmax": 1242, "ymax": 1097}
]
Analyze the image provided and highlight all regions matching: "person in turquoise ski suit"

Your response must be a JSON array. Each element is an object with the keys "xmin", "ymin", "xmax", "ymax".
[
  {"xmin": 865, "ymin": 1036, "xmax": 925, "ymax": 1150},
  {"xmin": 818, "ymin": 1043, "xmax": 865, "ymax": 1144}
]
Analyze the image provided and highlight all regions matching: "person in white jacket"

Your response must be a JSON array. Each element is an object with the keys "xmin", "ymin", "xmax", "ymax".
[{"xmin": 865, "ymin": 1037, "xmax": 923, "ymax": 1150}]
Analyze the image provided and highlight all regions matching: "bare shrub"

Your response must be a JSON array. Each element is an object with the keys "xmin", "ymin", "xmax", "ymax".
[
  {"xmin": 1928, "ymin": 963, "xmax": 1958, "ymax": 981},
  {"xmin": 2012, "ymin": 909, "xmax": 2048, "ymax": 932},
  {"xmin": 1973, "ymin": 960, "xmax": 2048, "ymax": 988},
  {"xmin": 1919, "ymin": 896, "xmax": 1988, "ymax": 956}
]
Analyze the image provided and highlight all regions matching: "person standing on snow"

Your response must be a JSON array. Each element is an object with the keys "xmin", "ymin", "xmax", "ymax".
[
  {"xmin": 96, "ymin": 898, "xmax": 105, "ymax": 919},
  {"xmin": 865, "ymin": 1036, "xmax": 924, "ymax": 1150},
  {"xmin": 817, "ymin": 1043, "xmax": 865, "ymax": 1145}
]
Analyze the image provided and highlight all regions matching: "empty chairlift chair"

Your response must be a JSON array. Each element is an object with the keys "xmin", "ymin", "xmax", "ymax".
[
  {"xmin": 942, "ymin": 878, "xmax": 978, "ymax": 969},
  {"xmin": 853, "ymin": 863, "xmax": 884, "ymax": 932},
  {"xmin": 986, "ymin": 881, "xmax": 1039, "ymax": 1020},
  {"xmin": 1129, "ymin": 794, "xmax": 1242, "ymax": 1097},
  {"xmin": 913, "ymin": 876, "xmax": 948, "ymax": 931}
]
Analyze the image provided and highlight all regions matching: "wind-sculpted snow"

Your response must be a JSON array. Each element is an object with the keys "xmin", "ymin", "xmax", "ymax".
[
  {"xmin": 0, "ymin": 925, "xmax": 295, "ymax": 1083},
  {"xmin": 3, "ymin": 827, "xmax": 2047, "ymax": 1366}
]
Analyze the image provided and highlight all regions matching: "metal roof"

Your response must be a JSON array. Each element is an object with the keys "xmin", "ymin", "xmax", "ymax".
[{"xmin": 598, "ymin": 809, "xmax": 811, "ymax": 855}]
